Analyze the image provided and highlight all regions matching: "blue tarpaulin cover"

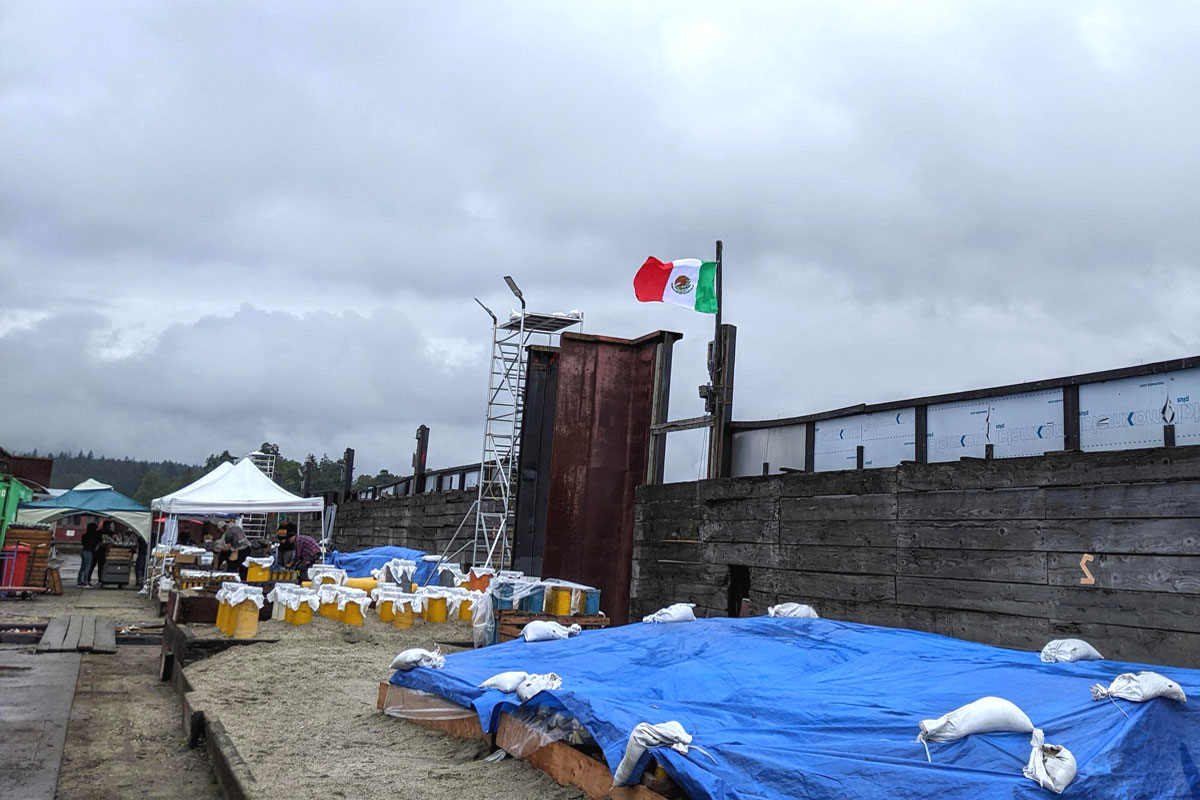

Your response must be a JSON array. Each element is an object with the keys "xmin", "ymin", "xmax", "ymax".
[
  {"xmin": 327, "ymin": 545, "xmax": 426, "ymax": 578},
  {"xmin": 390, "ymin": 617, "xmax": 1200, "ymax": 799}
]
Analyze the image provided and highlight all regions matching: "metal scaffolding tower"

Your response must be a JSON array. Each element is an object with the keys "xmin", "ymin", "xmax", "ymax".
[
  {"xmin": 470, "ymin": 279, "xmax": 581, "ymax": 569},
  {"xmin": 243, "ymin": 450, "xmax": 277, "ymax": 541}
]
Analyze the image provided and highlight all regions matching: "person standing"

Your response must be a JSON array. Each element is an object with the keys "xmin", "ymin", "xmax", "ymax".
[
  {"xmin": 216, "ymin": 519, "xmax": 251, "ymax": 581},
  {"xmin": 78, "ymin": 522, "xmax": 100, "ymax": 587},
  {"xmin": 134, "ymin": 535, "xmax": 148, "ymax": 589}
]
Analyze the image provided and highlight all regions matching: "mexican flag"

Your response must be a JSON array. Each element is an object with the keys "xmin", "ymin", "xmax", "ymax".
[{"xmin": 633, "ymin": 257, "xmax": 718, "ymax": 313}]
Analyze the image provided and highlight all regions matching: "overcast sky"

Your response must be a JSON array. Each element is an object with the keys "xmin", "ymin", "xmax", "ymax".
[{"xmin": 3, "ymin": 1, "xmax": 1199, "ymax": 480}]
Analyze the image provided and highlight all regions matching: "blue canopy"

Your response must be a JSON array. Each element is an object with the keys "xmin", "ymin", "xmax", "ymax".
[
  {"xmin": 21, "ymin": 487, "xmax": 147, "ymax": 514},
  {"xmin": 391, "ymin": 617, "xmax": 1200, "ymax": 800},
  {"xmin": 327, "ymin": 545, "xmax": 426, "ymax": 579}
]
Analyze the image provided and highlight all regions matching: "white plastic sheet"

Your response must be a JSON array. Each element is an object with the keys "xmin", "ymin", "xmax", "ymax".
[{"xmin": 215, "ymin": 582, "xmax": 265, "ymax": 609}]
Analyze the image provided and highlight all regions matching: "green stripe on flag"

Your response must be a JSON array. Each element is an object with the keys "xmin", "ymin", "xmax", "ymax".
[{"xmin": 695, "ymin": 261, "xmax": 718, "ymax": 313}]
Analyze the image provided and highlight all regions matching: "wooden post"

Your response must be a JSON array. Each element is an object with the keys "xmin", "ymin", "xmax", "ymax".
[
  {"xmin": 413, "ymin": 425, "xmax": 429, "ymax": 493},
  {"xmin": 804, "ymin": 421, "xmax": 816, "ymax": 472},
  {"xmin": 647, "ymin": 333, "xmax": 682, "ymax": 485},
  {"xmin": 1165, "ymin": 424, "xmax": 1177, "ymax": 448},
  {"xmin": 856, "ymin": 445, "xmax": 865, "ymax": 469},
  {"xmin": 341, "ymin": 447, "xmax": 355, "ymax": 503}
]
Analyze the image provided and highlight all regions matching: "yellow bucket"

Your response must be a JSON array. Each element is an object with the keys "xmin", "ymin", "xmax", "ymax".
[
  {"xmin": 393, "ymin": 602, "xmax": 414, "ymax": 630},
  {"xmin": 549, "ymin": 586, "xmax": 573, "ymax": 616},
  {"xmin": 319, "ymin": 601, "xmax": 339, "ymax": 619},
  {"xmin": 231, "ymin": 601, "xmax": 259, "ymax": 640},
  {"xmin": 458, "ymin": 598, "xmax": 473, "ymax": 621},
  {"xmin": 292, "ymin": 604, "xmax": 313, "ymax": 625},
  {"xmin": 284, "ymin": 605, "xmax": 295, "ymax": 623},
  {"xmin": 344, "ymin": 577, "xmax": 378, "ymax": 592},
  {"xmin": 379, "ymin": 599, "xmax": 395, "ymax": 622},
  {"xmin": 216, "ymin": 600, "xmax": 231, "ymax": 633},
  {"xmin": 425, "ymin": 596, "xmax": 448, "ymax": 623},
  {"xmin": 246, "ymin": 564, "xmax": 270, "ymax": 582},
  {"xmin": 341, "ymin": 603, "xmax": 365, "ymax": 627}
]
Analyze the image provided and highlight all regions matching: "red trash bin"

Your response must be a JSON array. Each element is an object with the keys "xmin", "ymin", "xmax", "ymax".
[{"xmin": 1, "ymin": 544, "xmax": 31, "ymax": 586}]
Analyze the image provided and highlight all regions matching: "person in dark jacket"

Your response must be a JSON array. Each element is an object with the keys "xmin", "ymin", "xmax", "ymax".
[{"xmin": 78, "ymin": 522, "xmax": 100, "ymax": 587}]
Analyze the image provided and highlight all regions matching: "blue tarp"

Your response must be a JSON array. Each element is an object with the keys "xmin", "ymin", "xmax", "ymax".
[
  {"xmin": 327, "ymin": 546, "xmax": 426, "ymax": 579},
  {"xmin": 390, "ymin": 617, "xmax": 1200, "ymax": 799}
]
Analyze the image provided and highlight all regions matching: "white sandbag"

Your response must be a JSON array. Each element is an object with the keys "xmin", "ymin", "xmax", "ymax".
[
  {"xmin": 389, "ymin": 648, "xmax": 445, "ymax": 672},
  {"xmin": 612, "ymin": 721, "xmax": 693, "ymax": 786},
  {"xmin": 1090, "ymin": 671, "xmax": 1187, "ymax": 704},
  {"xmin": 917, "ymin": 697, "xmax": 1034, "ymax": 759},
  {"xmin": 520, "ymin": 620, "xmax": 582, "ymax": 642},
  {"xmin": 336, "ymin": 586, "xmax": 371, "ymax": 613},
  {"xmin": 480, "ymin": 671, "xmax": 528, "ymax": 693},
  {"xmin": 1023, "ymin": 728, "xmax": 1077, "ymax": 794},
  {"xmin": 767, "ymin": 603, "xmax": 819, "ymax": 619},
  {"xmin": 642, "ymin": 603, "xmax": 696, "ymax": 624},
  {"xmin": 516, "ymin": 672, "xmax": 563, "ymax": 701},
  {"xmin": 1039, "ymin": 638, "xmax": 1103, "ymax": 663}
]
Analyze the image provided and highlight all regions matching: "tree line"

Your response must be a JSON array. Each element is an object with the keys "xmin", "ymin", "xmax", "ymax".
[{"xmin": 31, "ymin": 444, "xmax": 399, "ymax": 506}]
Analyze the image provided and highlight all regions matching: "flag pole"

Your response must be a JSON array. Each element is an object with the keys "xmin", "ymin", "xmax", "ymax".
[{"xmin": 709, "ymin": 240, "xmax": 724, "ymax": 479}]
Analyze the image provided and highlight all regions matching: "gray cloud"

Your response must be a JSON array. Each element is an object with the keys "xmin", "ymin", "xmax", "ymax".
[{"xmin": 3, "ymin": 1, "xmax": 1200, "ymax": 477}]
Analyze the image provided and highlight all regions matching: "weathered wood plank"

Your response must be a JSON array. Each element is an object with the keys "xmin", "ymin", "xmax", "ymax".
[
  {"xmin": 778, "ymin": 469, "xmax": 898, "ymax": 498},
  {"xmin": 897, "ymin": 518, "xmax": 1200, "ymax": 555},
  {"xmin": 897, "ymin": 548, "xmax": 1047, "ymax": 583},
  {"xmin": 1045, "ymin": 619, "xmax": 1200, "ymax": 668},
  {"xmin": 896, "ymin": 521, "xmax": 1042, "ymax": 551},
  {"xmin": 779, "ymin": 494, "xmax": 896, "ymax": 522},
  {"xmin": 1050, "ymin": 585, "xmax": 1200, "ymax": 634},
  {"xmin": 37, "ymin": 617, "xmax": 69, "ymax": 652},
  {"xmin": 778, "ymin": 545, "xmax": 897, "ymax": 575},
  {"xmin": 1047, "ymin": 553, "xmax": 1200, "ymax": 594},
  {"xmin": 758, "ymin": 569, "xmax": 896, "ymax": 604},
  {"xmin": 76, "ymin": 616, "xmax": 97, "ymax": 652},
  {"xmin": 779, "ymin": 519, "xmax": 896, "ymax": 548},
  {"xmin": 702, "ymin": 496, "xmax": 778, "ymax": 521},
  {"xmin": 698, "ymin": 476, "xmax": 781, "ymax": 501},
  {"xmin": 93, "ymin": 617, "xmax": 117, "ymax": 654},
  {"xmin": 60, "ymin": 615, "xmax": 83, "ymax": 652},
  {"xmin": 895, "ymin": 576, "xmax": 1050, "ymax": 618},
  {"xmin": 898, "ymin": 445, "xmax": 1200, "ymax": 491},
  {"xmin": 1045, "ymin": 482, "xmax": 1200, "ymax": 518},
  {"xmin": 896, "ymin": 488, "xmax": 1045, "ymax": 520},
  {"xmin": 699, "ymin": 518, "xmax": 778, "ymax": 545}
]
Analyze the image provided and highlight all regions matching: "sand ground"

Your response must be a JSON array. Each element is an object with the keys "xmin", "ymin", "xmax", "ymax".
[{"xmin": 184, "ymin": 612, "xmax": 587, "ymax": 800}]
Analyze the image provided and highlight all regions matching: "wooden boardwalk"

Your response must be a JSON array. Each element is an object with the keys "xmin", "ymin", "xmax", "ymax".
[{"xmin": 37, "ymin": 615, "xmax": 117, "ymax": 654}]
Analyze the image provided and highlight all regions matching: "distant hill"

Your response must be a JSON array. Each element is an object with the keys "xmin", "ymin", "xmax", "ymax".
[{"xmin": 43, "ymin": 450, "xmax": 202, "ymax": 504}]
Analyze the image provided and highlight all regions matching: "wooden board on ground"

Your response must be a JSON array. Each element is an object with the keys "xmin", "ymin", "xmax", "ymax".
[
  {"xmin": 38, "ymin": 617, "xmax": 69, "ymax": 652},
  {"xmin": 496, "ymin": 610, "xmax": 610, "ymax": 643},
  {"xmin": 76, "ymin": 616, "xmax": 97, "ymax": 651},
  {"xmin": 60, "ymin": 615, "xmax": 84, "ymax": 652},
  {"xmin": 93, "ymin": 617, "xmax": 117, "ymax": 654}
]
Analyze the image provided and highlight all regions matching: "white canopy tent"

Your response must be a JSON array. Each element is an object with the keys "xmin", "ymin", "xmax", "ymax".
[{"xmin": 152, "ymin": 458, "xmax": 323, "ymax": 515}]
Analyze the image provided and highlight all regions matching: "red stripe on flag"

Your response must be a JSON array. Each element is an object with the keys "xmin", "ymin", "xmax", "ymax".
[{"xmin": 634, "ymin": 257, "xmax": 672, "ymax": 302}]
